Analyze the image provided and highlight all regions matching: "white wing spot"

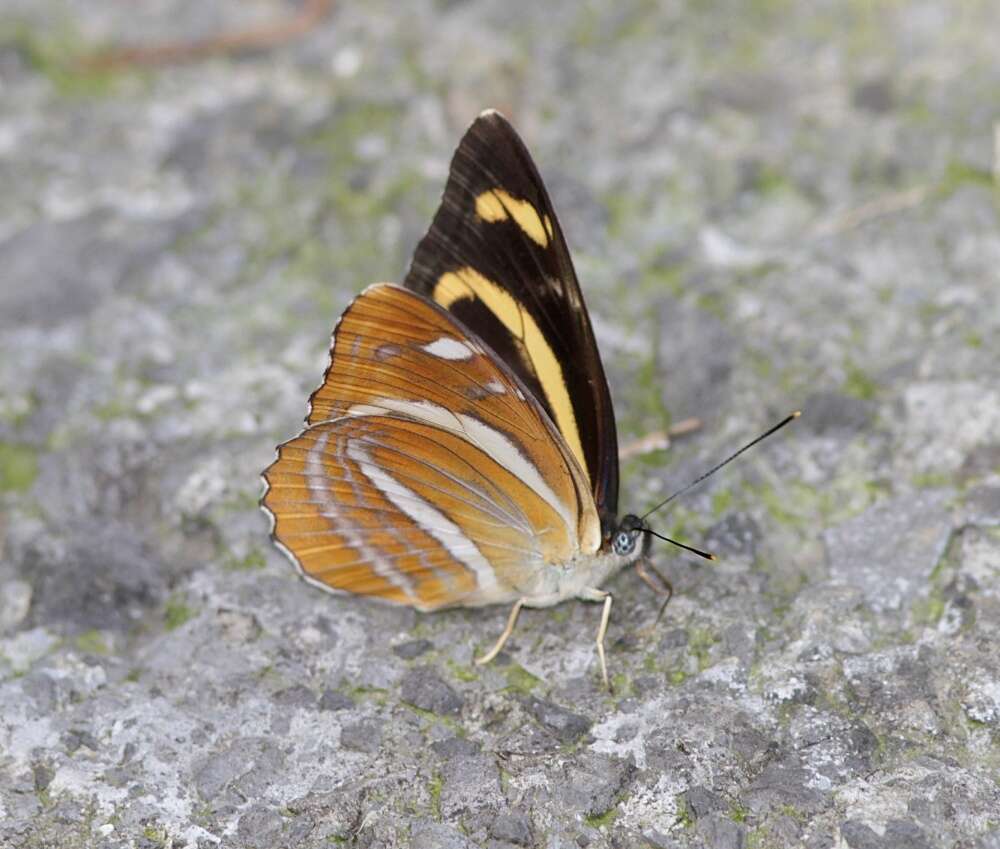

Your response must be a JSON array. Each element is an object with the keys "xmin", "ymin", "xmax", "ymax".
[{"xmin": 422, "ymin": 336, "xmax": 476, "ymax": 361}]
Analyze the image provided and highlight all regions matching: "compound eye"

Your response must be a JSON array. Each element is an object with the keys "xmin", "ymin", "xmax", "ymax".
[{"xmin": 613, "ymin": 530, "xmax": 635, "ymax": 556}]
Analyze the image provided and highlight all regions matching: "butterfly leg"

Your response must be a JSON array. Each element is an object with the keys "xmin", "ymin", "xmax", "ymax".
[
  {"xmin": 475, "ymin": 598, "xmax": 525, "ymax": 666},
  {"xmin": 579, "ymin": 587, "xmax": 613, "ymax": 690},
  {"xmin": 635, "ymin": 558, "xmax": 674, "ymax": 623}
]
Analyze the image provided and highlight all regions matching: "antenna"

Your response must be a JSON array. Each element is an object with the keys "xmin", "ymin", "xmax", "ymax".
[
  {"xmin": 641, "ymin": 411, "xmax": 801, "ymax": 521},
  {"xmin": 643, "ymin": 527, "xmax": 715, "ymax": 561}
]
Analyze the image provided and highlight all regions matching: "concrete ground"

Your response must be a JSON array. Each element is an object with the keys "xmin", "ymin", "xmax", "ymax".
[{"xmin": 1, "ymin": 1, "xmax": 998, "ymax": 846}]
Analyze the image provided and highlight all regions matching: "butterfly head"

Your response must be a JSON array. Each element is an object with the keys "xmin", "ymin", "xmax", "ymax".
[{"xmin": 608, "ymin": 513, "xmax": 652, "ymax": 560}]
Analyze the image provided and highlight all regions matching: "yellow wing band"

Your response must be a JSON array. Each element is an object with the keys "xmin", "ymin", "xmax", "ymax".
[
  {"xmin": 475, "ymin": 189, "xmax": 554, "ymax": 247},
  {"xmin": 433, "ymin": 267, "xmax": 588, "ymax": 488}
]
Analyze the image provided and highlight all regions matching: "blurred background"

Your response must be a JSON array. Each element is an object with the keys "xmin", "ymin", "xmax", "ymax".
[{"xmin": 1, "ymin": 1, "xmax": 998, "ymax": 847}]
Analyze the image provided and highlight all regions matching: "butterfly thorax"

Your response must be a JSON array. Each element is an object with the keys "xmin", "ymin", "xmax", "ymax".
[{"xmin": 502, "ymin": 513, "xmax": 650, "ymax": 609}]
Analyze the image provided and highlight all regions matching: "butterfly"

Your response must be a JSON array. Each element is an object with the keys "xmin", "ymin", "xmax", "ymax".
[{"xmin": 263, "ymin": 110, "xmax": 700, "ymax": 688}]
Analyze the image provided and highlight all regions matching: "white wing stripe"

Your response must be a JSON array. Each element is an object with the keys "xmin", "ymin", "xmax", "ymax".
[
  {"xmin": 305, "ymin": 430, "xmax": 420, "ymax": 603},
  {"xmin": 347, "ymin": 440, "xmax": 499, "ymax": 595},
  {"xmin": 346, "ymin": 398, "xmax": 576, "ymax": 533}
]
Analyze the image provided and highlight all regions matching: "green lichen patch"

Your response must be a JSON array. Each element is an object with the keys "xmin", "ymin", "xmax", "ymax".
[
  {"xmin": 602, "ymin": 189, "xmax": 644, "ymax": 240},
  {"xmin": 427, "ymin": 773, "xmax": 443, "ymax": 819},
  {"xmin": 585, "ymin": 805, "xmax": 619, "ymax": 828},
  {"xmin": 669, "ymin": 667, "xmax": 688, "ymax": 686},
  {"xmin": 674, "ymin": 793, "xmax": 695, "ymax": 828},
  {"xmin": 687, "ymin": 626, "xmax": 721, "ymax": 672},
  {"xmin": 141, "ymin": 824, "xmax": 171, "ymax": 847},
  {"xmin": 0, "ymin": 442, "xmax": 39, "ymax": 492},
  {"xmin": 756, "ymin": 477, "xmax": 870, "ymax": 529},
  {"xmin": 610, "ymin": 672, "xmax": 631, "ymax": 696},
  {"xmin": 620, "ymin": 351, "xmax": 676, "ymax": 443},
  {"xmin": 842, "ymin": 361, "xmax": 879, "ymax": 400},
  {"xmin": 911, "ymin": 471, "xmax": 953, "ymax": 490},
  {"xmin": 74, "ymin": 630, "xmax": 108, "ymax": 656},
  {"xmin": 0, "ymin": 20, "xmax": 121, "ymax": 97},
  {"xmin": 92, "ymin": 398, "xmax": 134, "ymax": 422},
  {"xmin": 712, "ymin": 488, "xmax": 734, "ymax": 516},
  {"xmin": 164, "ymin": 597, "xmax": 195, "ymax": 631},
  {"xmin": 503, "ymin": 663, "xmax": 542, "ymax": 694},
  {"xmin": 637, "ymin": 266, "xmax": 685, "ymax": 300},
  {"xmin": 908, "ymin": 531, "xmax": 962, "ymax": 631},
  {"xmin": 750, "ymin": 163, "xmax": 795, "ymax": 197},
  {"xmin": 447, "ymin": 660, "xmax": 479, "ymax": 683},
  {"xmin": 936, "ymin": 161, "xmax": 997, "ymax": 199},
  {"xmin": 729, "ymin": 801, "xmax": 750, "ymax": 822},
  {"xmin": 964, "ymin": 330, "xmax": 984, "ymax": 349},
  {"xmin": 349, "ymin": 685, "xmax": 389, "ymax": 706},
  {"xmin": 224, "ymin": 548, "xmax": 267, "ymax": 571}
]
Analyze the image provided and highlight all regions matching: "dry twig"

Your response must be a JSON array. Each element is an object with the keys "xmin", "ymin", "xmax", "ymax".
[{"xmin": 82, "ymin": 0, "xmax": 334, "ymax": 70}]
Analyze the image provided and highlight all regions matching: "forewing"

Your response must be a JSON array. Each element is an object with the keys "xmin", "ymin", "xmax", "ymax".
[{"xmin": 402, "ymin": 110, "xmax": 619, "ymax": 522}]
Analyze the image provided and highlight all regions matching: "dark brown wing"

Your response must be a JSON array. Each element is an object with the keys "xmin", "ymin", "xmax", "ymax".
[{"xmin": 403, "ymin": 109, "xmax": 619, "ymax": 524}]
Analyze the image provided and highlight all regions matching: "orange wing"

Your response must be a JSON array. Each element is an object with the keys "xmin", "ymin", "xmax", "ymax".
[{"xmin": 262, "ymin": 284, "xmax": 601, "ymax": 610}]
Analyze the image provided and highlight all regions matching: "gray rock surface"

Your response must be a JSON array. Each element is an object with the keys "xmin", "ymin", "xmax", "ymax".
[{"xmin": 1, "ymin": 1, "xmax": 999, "ymax": 846}]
